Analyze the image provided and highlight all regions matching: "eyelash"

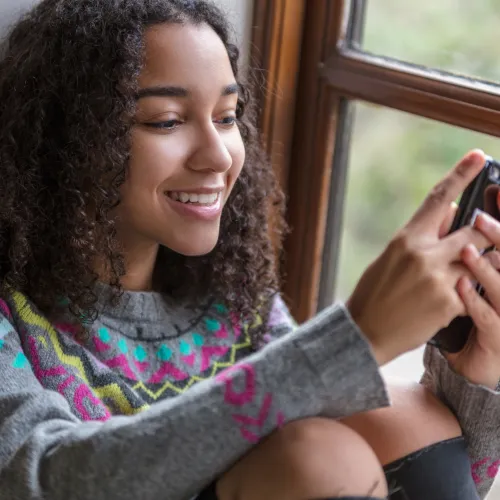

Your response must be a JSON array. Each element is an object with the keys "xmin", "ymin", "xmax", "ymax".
[{"xmin": 145, "ymin": 116, "xmax": 237, "ymax": 131}]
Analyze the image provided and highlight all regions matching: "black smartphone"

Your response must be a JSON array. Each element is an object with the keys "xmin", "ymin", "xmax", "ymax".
[{"xmin": 428, "ymin": 157, "xmax": 500, "ymax": 353}]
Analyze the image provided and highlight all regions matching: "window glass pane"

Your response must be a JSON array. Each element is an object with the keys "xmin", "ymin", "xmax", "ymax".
[
  {"xmin": 334, "ymin": 103, "xmax": 500, "ymax": 389},
  {"xmin": 336, "ymin": 102, "xmax": 500, "ymax": 301},
  {"xmin": 362, "ymin": 0, "xmax": 500, "ymax": 83}
]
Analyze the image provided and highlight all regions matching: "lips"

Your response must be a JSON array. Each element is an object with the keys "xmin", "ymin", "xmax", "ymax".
[
  {"xmin": 163, "ymin": 190, "xmax": 223, "ymax": 221},
  {"xmin": 166, "ymin": 191, "xmax": 220, "ymax": 206}
]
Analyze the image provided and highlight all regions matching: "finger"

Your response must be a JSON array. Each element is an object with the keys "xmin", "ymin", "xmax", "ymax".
[
  {"xmin": 448, "ymin": 260, "xmax": 476, "ymax": 288},
  {"xmin": 407, "ymin": 150, "xmax": 485, "ymax": 234},
  {"xmin": 438, "ymin": 202, "xmax": 458, "ymax": 238},
  {"xmin": 484, "ymin": 250, "xmax": 500, "ymax": 270},
  {"xmin": 473, "ymin": 211, "xmax": 500, "ymax": 249},
  {"xmin": 457, "ymin": 276, "xmax": 500, "ymax": 335},
  {"xmin": 440, "ymin": 225, "xmax": 492, "ymax": 261},
  {"xmin": 462, "ymin": 244, "xmax": 500, "ymax": 313}
]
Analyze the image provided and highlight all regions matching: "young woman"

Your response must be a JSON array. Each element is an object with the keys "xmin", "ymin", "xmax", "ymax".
[{"xmin": 0, "ymin": 1, "xmax": 499, "ymax": 499}]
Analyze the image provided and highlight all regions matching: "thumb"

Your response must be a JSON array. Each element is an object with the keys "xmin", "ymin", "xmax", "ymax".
[{"xmin": 438, "ymin": 201, "xmax": 458, "ymax": 238}]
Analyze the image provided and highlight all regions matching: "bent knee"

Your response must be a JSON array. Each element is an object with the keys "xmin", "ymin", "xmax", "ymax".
[
  {"xmin": 278, "ymin": 418, "xmax": 388, "ymax": 497},
  {"xmin": 341, "ymin": 378, "xmax": 462, "ymax": 466},
  {"xmin": 218, "ymin": 418, "xmax": 388, "ymax": 500}
]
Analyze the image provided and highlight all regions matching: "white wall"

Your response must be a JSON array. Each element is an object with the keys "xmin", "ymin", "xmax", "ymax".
[
  {"xmin": 0, "ymin": 0, "xmax": 36, "ymax": 38},
  {"xmin": 212, "ymin": 0, "xmax": 254, "ymax": 68}
]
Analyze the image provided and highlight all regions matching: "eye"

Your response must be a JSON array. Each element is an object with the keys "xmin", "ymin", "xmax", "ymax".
[
  {"xmin": 216, "ymin": 116, "xmax": 237, "ymax": 128},
  {"xmin": 144, "ymin": 119, "xmax": 182, "ymax": 131}
]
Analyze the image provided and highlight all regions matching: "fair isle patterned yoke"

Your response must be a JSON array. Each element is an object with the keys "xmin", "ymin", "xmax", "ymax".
[
  {"xmin": 0, "ymin": 288, "xmax": 296, "ymax": 422},
  {"xmin": 0, "ymin": 287, "xmax": 498, "ymax": 499}
]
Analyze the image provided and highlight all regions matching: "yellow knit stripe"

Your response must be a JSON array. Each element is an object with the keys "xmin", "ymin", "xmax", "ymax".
[
  {"xmin": 12, "ymin": 292, "xmax": 149, "ymax": 415},
  {"xmin": 133, "ymin": 334, "xmax": 253, "ymax": 399}
]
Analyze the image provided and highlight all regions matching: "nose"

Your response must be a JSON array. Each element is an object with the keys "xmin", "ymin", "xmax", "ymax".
[{"xmin": 187, "ymin": 123, "xmax": 233, "ymax": 173}]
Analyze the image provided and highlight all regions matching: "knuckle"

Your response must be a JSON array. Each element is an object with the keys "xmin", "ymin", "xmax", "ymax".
[
  {"xmin": 486, "ymin": 251, "xmax": 500, "ymax": 269},
  {"xmin": 444, "ymin": 293, "xmax": 462, "ymax": 317},
  {"xmin": 458, "ymin": 226, "xmax": 476, "ymax": 244},
  {"xmin": 455, "ymin": 160, "xmax": 472, "ymax": 179},
  {"xmin": 436, "ymin": 294, "xmax": 461, "ymax": 325},
  {"xmin": 478, "ymin": 307, "xmax": 494, "ymax": 327},
  {"xmin": 424, "ymin": 270, "xmax": 444, "ymax": 291},
  {"xmin": 427, "ymin": 178, "xmax": 452, "ymax": 206},
  {"xmin": 388, "ymin": 231, "xmax": 412, "ymax": 254},
  {"xmin": 477, "ymin": 255, "xmax": 490, "ymax": 272},
  {"xmin": 413, "ymin": 251, "xmax": 429, "ymax": 273}
]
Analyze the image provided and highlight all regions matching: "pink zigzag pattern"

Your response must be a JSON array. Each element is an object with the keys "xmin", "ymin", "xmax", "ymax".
[
  {"xmin": 232, "ymin": 392, "xmax": 272, "ymax": 426},
  {"xmin": 29, "ymin": 336, "xmax": 67, "ymax": 379},
  {"xmin": 103, "ymin": 354, "xmax": 137, "ymax": 381},
  {"xmin": 217, "ymin": 363, "xmax": 285, "ymax": 443},
  {"xmin": 133, "ymin": 359, "xmax": 150, "ymax": 373},
  {"xmin": 230, "ymin": 313, "xmax": 242, "ymax": 339},
  {"xmin": 0, "ymin": 299, "xmax": 12, "ymax": 321},
  {"xmin": 215, "ymin": 324, "xmax": 229, "ymax": 339},
  {"xmin": 471, "ymin": 457, "xmax": 500, "ymax": 484},
  {"xmin": 74, "ymin": 384, "xmax": 111, "ymax": 421},
  {"xmin": 58, "ymin": 374, "xmax": 76, "ymax": 393},
  {"xmin": 200, "ymin": 345, "xmax": 230, "ymax": 372},
  {"xmin": 28, "ymin": 336, "xmax": 111, "ymax": 421},
  {"xmin": 54, "ymin": 323, "xmax": 80, "ymax": 338},
  {"xmin": 217, "ymin": 363, "xmax": 255, "ymax": 406},
  {"xmin": 93, "ymin": 336, "xmax": 111, "ymax": 353},
  {"xmin": 181, "ymin": 353, "xmax": 196, "ymax": 367},
  {"xmin": 148, "ymin": 362, "xmax": 189, "ymax": 384},
  {"xmin": 488, "ymin": 460, "xmax": 500, "ymax": 479}
]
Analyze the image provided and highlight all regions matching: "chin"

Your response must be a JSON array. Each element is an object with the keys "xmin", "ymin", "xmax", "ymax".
[{"xmin": 162, "ymin": 235, "xmax": 219, "ymax": 257}]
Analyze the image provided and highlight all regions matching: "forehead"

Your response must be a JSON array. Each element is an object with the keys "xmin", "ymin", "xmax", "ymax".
[{"xmin": 139, "ymin": 23, "xmax": 235, "ymax": 90}]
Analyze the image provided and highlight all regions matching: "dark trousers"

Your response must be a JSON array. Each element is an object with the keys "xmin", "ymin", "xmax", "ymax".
[{"xmin": 196, "ymin": 437, "xmax": 479, "ymax": 500}]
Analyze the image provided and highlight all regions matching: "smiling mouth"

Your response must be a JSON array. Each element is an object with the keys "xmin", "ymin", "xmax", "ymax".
[{"xmin": 165, "ymin": 191, "xmax": 221, "ymax": 206}]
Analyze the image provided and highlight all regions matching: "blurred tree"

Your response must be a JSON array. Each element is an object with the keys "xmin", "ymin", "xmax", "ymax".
[{"xmin": 335, "ymin": 1, "xmax": 500, "ymax": 299}]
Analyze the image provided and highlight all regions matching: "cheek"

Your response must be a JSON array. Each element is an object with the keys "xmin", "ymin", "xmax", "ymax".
[
  {"xmin": 228, "ymin": 135, "xmax": 246, "ymax": 186},
  {"xmin": 126, "ymin": 130, "xmax": 183, "ymax": 195}
]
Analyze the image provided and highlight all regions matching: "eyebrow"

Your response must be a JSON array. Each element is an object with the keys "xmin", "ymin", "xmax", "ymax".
[{"xmin": 136, "ymin": 83, "xmax": 239, "ymax": 100}]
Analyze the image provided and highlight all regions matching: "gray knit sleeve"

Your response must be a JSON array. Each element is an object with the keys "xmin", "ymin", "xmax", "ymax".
[
  {"xmin": 420, "ymin": 345, "xmax": 500, "ymax": 499},
  {"xmin": 0, "ymin": 303, "xmax": 389, "ymax": 500}
]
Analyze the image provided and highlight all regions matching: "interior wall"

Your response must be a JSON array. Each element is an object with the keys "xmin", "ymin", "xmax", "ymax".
[{"xmin": 0, "ymin": 0, "xmax": 36, "ymax": 37}]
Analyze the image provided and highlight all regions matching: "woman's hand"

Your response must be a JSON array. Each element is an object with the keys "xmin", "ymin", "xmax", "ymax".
[
  {"xmin": 347, "ymin": 150, "xmax": 494, "ymax": 366},
  {"xmin": 446, "ymin": 208, "xmax": 500, "ymax": 390}
]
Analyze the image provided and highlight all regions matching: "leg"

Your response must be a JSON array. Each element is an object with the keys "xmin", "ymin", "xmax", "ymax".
[
  {"xmin": 214, "ymin": 417, "xmax": 388, "ymax": 500},
  {"xmin": 341, "ymin": 378, "xmax": 479, "ymax": 499},
  {"xmin": 340, "ymin": 377, "xmax": 462, "ymax": 466}
]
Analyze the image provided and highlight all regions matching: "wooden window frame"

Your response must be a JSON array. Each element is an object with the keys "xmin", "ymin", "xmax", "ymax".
[{"xmin": 252, "ymin": 0, "xmax": 500, "ymax": 323}]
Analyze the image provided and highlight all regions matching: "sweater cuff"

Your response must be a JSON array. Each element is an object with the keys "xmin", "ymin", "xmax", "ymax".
[
  {"xmin": 292, "ymin": 303, "xmax": 390, "ymax": 418},
  {"xmin": 422, "ymin": 346, "xmax": 500, "ymax": 436}
]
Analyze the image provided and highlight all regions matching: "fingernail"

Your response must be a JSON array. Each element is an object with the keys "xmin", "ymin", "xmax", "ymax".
[
  {"xmin": 471, "ymin": 208, "xmax": 484, "ymax": 226},
  {"xmin": 466, "ymin": 149, "xmax": 485, "ymax": 164},
  {"xmin": 478, "ymin": 211, "xmax": 496, "ymax": 228},
  {"xmin": 462, "ymin": 277, "xmax": 473, "ymax": 290}
]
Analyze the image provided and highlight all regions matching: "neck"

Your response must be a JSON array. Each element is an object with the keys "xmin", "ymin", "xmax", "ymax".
[
  {"xmin": 121, "ymin": 242, "xmax": 159, "ymax": 291},
  {"xmin": 97, "ymin": 240, "xmax": 160, "ymax": 292}
]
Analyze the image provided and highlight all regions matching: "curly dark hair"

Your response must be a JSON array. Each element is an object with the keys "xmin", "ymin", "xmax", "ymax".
[{"xmin": 0, "ymin": 0, "xmax": 286, "ymax": 340}]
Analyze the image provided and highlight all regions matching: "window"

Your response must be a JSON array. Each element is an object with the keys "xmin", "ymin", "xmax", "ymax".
[
  {"xmin": 363, "ymin": 1, "xmax": 500, "ymax": 84},
  {"xmin": 334, "ymin": 103, "xmax": 500, "ymax": 302},
  {"xmin": 252, "ymin": 2, "xmax": 500, "ymax": 496},
  {"xmin": 282, "ymin": 0, "xmax": 500, "ymax": 326},
  {"xmin": 250, "ymin": 3, "xmax": 500, "ymax": 496}
]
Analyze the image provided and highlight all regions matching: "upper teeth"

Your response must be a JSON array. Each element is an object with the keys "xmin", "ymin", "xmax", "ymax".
[{"xmin": 168, "ymin": 192, "xmax": 220, "ymax": 205}]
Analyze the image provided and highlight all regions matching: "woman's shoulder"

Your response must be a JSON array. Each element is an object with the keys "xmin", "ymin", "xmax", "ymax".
[{"xmin": 248, "ymin": 293, "xmax": 297, "ymax": 346}]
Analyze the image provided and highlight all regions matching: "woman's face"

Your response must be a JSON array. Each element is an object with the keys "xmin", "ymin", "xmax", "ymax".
[{"xmin": 115, "ymin": 23, "xmax": 245, "ymax": 257}]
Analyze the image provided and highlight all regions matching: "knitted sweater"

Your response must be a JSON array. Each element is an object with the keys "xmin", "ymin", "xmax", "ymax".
[{"xmin": 0, "ymin": 287, "xmax": 497, "ymax": 499}]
